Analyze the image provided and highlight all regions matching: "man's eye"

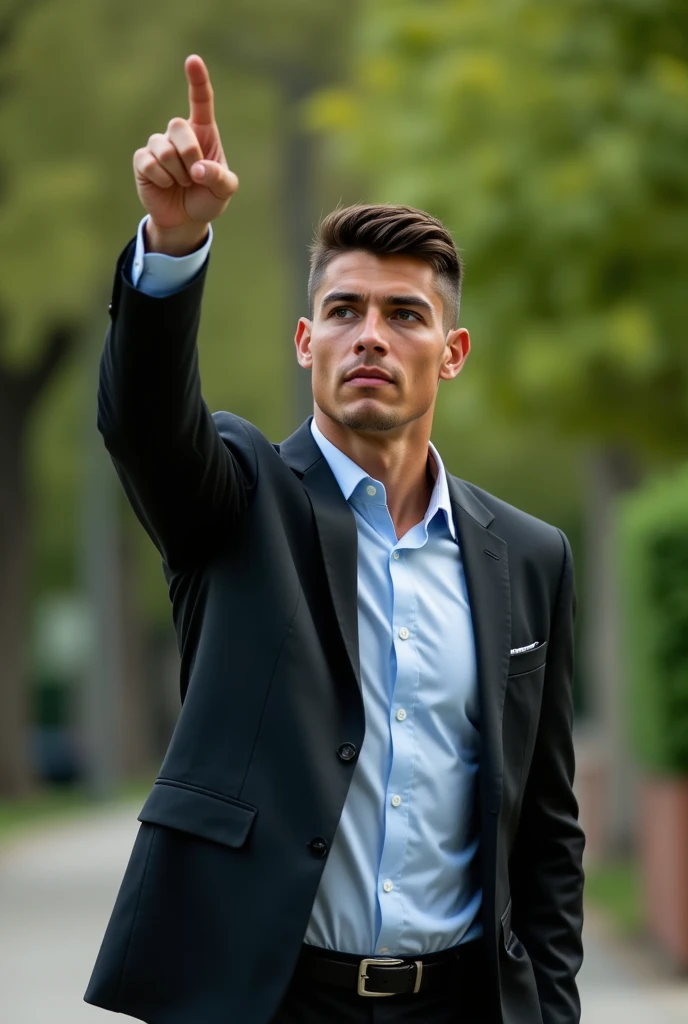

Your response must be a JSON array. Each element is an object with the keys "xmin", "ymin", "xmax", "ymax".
[
  {"xmin": 331, "ymin": 307, "xmax": 355, "ymax": 319},
  {"xmin": 395, "ymin": 310, "xmax": 418, "ymax": 321}
]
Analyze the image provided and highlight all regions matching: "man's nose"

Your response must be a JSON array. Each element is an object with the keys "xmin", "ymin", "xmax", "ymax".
[{"xmin": 354, "ymin": 311, "xmax": 389, "ymax": 355}]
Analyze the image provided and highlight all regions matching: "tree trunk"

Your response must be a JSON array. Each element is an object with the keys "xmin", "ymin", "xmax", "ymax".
[
  {"xmin": 117, "ymin": 528, "xmax": 156, "ymax": 778},
  {"xmin": 282, "ymin": 74, "xmax": 318, "ymax": 428},
  {"xmin": 0, "ymin": 383, "xmax": 33, "ymax": 796},
  {"xmin": 582, "ymin": 445, "xmax": 643, "ymax": 855},
  {"xmin": 0, "ymin": 325, "xmax": 75, "ymax": 796}
]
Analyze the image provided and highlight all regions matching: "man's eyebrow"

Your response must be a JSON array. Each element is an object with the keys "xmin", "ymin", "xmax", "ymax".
[
  {"xmin": 320, "ymin": 291, "xmax": 435, "ymax": 316},
  {"xmin": 320, "ymin": 291, "xmax": 365, "ymax": 308},
  {"xmin": 382, "ymin": 294, "xmax": 434, "ymax": 316}
]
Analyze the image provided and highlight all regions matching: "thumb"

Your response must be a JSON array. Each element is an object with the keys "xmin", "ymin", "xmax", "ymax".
[{"xmin": 190, "ymin": 160, "xmax": 239, "ymax": 200}]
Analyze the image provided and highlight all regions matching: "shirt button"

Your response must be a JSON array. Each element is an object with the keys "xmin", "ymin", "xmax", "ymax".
[
  {"xmin": 391, "ymin": 795, "xmax": 402, "ymax": 807},
  {"xmin": 396, "ymin": 708, "xmax": 407, "ymax": 722},
  {"xmin": 392, "ymin": 551, "xmax": 400, "ymax": 560},
  {"xmin": 383, "ymin": 880, "xmax": 393, "ymax": 893},
  {"xmin": 398, "ymin": 627, "xmax": 410, "ymax": 640},
  {"xmin": 366, "ymin": 484, "xmax": 377, "ymax": 497}
]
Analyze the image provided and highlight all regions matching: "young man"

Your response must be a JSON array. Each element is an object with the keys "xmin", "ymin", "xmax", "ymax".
[{"xmin": 85, "ymin": 55, "xmax": 584, "ymax": 1024}]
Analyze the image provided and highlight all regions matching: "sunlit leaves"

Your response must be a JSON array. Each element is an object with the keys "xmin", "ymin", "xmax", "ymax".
[{"xmin": 316, "ymin": 0, "xmax": 688, "ymax": 455}]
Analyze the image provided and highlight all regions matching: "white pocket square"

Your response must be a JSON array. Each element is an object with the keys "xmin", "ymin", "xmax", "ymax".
[{"xmin": 510, "ymin": 641, "xmax": 544, "ymax": 656}]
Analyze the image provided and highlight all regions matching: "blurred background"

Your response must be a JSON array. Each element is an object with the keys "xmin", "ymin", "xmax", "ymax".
[{"xmin": 0, "ymin": 0, "xmax": 687, "ymax": 1020}]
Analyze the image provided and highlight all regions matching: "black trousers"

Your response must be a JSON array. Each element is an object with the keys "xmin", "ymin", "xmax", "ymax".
[{"xmin": 271, "ymin": 955, "xmax": 490, "ymax": 1023}]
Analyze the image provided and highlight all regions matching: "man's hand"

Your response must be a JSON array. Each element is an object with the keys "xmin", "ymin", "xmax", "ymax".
[{"xmin": 133, "ymin": 55, "xmax": 238, "ymax": 256}]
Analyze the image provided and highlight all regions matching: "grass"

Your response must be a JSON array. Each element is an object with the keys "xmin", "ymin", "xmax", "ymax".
[
  {"xmin": 585, "ymin": 858, "xmax": 644, "ymax": 936},
  {"xmin": 0, "ymin": 774, "xmax": 155, "ymax": 843}
]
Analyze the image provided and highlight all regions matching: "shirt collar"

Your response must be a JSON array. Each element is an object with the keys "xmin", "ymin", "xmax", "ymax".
[{"xmin": 310, "ymin": 418, "xmax": 456, "ymax": 540}]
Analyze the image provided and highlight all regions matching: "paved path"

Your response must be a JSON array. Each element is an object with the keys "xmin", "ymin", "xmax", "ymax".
[
  {"xmin": 0, "ymin": 805, "xmax": 686, "ymax": 1023},
  {"xmin": 577, "ymin": 913, "xmax": 688, "ymax": 1024}
]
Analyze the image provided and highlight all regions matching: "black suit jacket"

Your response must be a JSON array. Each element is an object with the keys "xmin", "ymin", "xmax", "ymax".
[{"xmin": 85, "ymin": 242, "xmax": 585, "ymax": 1024}]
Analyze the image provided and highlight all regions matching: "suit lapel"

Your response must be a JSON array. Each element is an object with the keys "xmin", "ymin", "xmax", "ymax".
[
  {"xmin": 448, "ymin": 477, "xmax": 511, "ymax": 932},
  {"xmin": 279, "ymin": 419, "xmax": 361, "ymax": 691}
]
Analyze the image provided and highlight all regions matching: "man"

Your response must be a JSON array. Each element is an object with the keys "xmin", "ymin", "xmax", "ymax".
[{"xmin": 85, "ymin": 55, "xmax": 585, "ymax": 1024}]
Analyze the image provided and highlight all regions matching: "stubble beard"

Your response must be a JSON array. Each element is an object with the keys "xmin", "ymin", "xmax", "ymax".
[{"xmin": 336, "ymin": 403, "xmax": 405, "ymax": 432}]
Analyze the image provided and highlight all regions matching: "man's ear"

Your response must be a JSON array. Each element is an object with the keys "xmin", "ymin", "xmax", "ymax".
[
  {"xmin": 439, "ymin": 327, "xmax": 470, "ymax": 381},
  {"xmin": 294, "ymin": 317, "xmax": 313, "ymax": 369}
]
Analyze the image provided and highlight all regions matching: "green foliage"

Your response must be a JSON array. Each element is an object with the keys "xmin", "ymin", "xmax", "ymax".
[
  {"xmin": 0, "ymin": 0, "xmax": 202, "ymax": 367},
  {"xmin": 619, "ymin": 464, "xmax": 688, "ymax": 773},
  {"xmin": 312, "ymin": 0, "xmax": 688, "ymax": 458}
]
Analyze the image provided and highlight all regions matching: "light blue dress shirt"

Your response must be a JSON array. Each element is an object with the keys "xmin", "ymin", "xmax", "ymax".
[{"xmin": 133, "ymin": 214, "xmax": 483, "ymax": 956}]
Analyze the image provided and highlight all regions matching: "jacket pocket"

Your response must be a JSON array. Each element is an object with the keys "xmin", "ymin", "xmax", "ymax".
[
  {"xmin": 137, "ymin": 778, "xmax": 257, "ymax": 848},
  {"xmin": 508, "ymin": 641, "xmax": 547, "ymax": 677}
]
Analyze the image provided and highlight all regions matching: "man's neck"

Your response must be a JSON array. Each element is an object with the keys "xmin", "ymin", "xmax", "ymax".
[{"xmin": 314, "ymin": 411, "xmax": 436, "ymax": 540}]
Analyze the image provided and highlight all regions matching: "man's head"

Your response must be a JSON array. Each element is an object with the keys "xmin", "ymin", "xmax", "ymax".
[{"xmin": 295, "ymin": 204, "xmax": 470, "ymax": 436}]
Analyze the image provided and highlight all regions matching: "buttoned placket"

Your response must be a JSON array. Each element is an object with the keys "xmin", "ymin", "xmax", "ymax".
[
  {"xmin": 352, "ymin": 477, "xmax": 443, "ymax": 956},
  {"xmin": 306, "ymin": 422, "xmax": 482, "ymax": 957}
]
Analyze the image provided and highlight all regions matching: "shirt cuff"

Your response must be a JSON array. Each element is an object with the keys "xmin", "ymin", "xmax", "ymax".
[{"xmin": 131, "ymin": 215, "xmax": 213, "ymax": 297}]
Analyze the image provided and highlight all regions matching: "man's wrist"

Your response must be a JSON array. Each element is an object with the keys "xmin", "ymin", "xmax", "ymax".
[{"xmin": 144, "ymin": 219, "xmax": 210, "ymax": 257}]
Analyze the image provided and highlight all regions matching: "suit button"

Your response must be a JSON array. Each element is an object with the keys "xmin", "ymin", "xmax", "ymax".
[
  {"xmin": 308, "ymin": 836, "xmax": 328, "ymax": 858},
  {"xmin": 337, "ymin": 742, "xmax": 357, "ymax": 762},
  {"xmin": 107, "ymin": 302, "xmax": 114, "ymax": 318}
]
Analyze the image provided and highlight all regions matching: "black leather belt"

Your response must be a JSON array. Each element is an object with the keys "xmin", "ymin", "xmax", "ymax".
[{"xmin": 294, "ymin": 939, "xmax": 485, "ymax": 998}]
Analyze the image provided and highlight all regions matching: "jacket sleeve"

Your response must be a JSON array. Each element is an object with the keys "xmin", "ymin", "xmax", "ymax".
[
  {"xmin": 508, "ymin": 529, "xmax": 586, "ymax": 1024},
  {"xmin": 97, "ymin": 239, "xmax": 257, "ymax": 571}
]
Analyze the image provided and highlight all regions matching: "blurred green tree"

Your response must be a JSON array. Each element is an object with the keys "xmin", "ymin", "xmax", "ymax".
[
  {"xmin": 311, "ymin": 0, "xmax": 688, "ymax": 452},
  {"xmin": 310, "ymin": 0, "xmax": 688, "ymax": 848}
]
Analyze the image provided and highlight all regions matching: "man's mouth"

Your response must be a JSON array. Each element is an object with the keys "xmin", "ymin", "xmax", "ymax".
[
  {"xmin": 343, "ymin": 368, "xmax": 394, "ymax": 387},
  {"xmin": 345, "ymin": 377, "xmax": 392, "ymax": 387}
]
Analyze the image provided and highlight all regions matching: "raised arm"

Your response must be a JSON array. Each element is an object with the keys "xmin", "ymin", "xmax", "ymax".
[{"xmin": 99, "ymin": 56, "xmax": 252, "ymax": 571}]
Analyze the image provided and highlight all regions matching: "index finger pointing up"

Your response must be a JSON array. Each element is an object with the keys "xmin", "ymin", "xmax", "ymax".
[{"xmin": 186, "ymin": 54, "xmax": 215, "ymax": 126}]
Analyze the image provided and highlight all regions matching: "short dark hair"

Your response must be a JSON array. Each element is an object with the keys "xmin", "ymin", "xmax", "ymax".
[{"xmin": 308, "ymin": 204, "xmax": 463, "ymax": 332}]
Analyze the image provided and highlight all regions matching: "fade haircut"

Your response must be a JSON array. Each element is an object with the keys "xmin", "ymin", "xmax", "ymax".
[{"xmin": 308, "ymin": 204, "xmax": 463, "ymax": 334}]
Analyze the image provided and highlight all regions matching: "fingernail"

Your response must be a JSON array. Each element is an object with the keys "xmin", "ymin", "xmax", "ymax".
[{"xmin": 192, "ymin": 163, "xmax": 205, "ymax": 180}]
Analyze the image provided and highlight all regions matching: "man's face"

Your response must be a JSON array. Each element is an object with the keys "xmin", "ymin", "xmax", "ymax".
[{"xmin": 294, "ymin": 251, "xmax": 470, "ymax": 435}]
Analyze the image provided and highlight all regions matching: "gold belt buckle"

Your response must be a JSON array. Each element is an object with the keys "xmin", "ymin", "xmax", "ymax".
[{"xmin": 357, "ymin": 957, "xmax": 423, "ymax": 997}]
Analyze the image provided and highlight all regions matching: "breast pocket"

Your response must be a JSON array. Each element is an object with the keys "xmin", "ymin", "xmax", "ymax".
[
  {"xmin": 508, "ymin": 640, "xmax": 547, "ymax": 678},
  {"xmin": 502, "ymin": 643, "xmax": 547, "ymax": 819}
]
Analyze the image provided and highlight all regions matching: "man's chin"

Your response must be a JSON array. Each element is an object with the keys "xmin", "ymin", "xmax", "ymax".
[{"xmin": 336, "ymin": 405, "xmax": 403, "ymax": 433}]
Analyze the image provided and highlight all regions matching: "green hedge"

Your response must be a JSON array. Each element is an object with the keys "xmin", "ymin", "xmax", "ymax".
[{"xmin": 619, "ymin": 465, "xmax": 688, "ymax": 774}]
